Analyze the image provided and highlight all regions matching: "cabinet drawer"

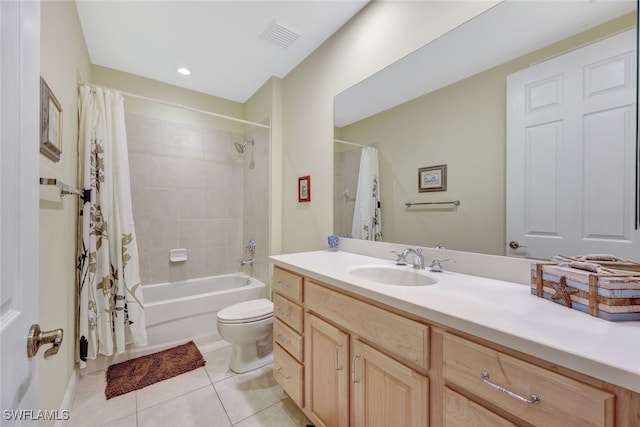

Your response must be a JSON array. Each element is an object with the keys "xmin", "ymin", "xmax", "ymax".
[
  {"xmin": 443, "ymin": 333, "xmax": 614, "ymax": 427},
  {"xmin": 274, "ymin": 318, "xmax": 303, "ymax": 362},
  {"xmin": 273, "ymin": 293, "xmax": 303, "ymax": 333},
  {"xmin": 273, "ymin": 267, "xmax": 303, "ymax": 303},
  {"xmin": 306, "ymin": 281, "xmax": 429, "ymax": 370},
  {"xmin": 274, "ymin": 343, "xmax": 304, "ymax": 407},
  {"xmin": 445, "ymin": 387, "xmax": 516, "ymax": 427}
]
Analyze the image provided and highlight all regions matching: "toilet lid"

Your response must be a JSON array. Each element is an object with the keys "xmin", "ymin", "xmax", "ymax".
[{"xmin": 217, "ymin": 298, "xmax": 273, "ymax": 324}]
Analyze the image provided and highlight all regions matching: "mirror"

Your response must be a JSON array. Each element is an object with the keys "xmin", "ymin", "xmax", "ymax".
[{"xmin": 334, "ymin": 0, "xmax": 637, "ymax": 258}]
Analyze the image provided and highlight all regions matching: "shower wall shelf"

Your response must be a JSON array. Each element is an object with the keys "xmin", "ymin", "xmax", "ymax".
[
  {"xmin": 40, "ymin": 178, "xmax": 89, "ymax": 201},
  {"xmin": 405, "ymin": 200, "xmax": 460, "ymax": 207}
]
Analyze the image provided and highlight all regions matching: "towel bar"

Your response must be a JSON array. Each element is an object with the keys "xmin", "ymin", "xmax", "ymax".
[
  {"xmin": 40, "ymin": 178, "xmax": 89, "ymax": 201},
  {"xmin": 405, "ymin": 200, "xmax": 460, "ymax": 207}
]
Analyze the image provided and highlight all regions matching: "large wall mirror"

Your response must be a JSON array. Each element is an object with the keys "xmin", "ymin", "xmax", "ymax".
[{"xmin": 334, "ymin": 0, "xmax": 638, "ymax": 260}]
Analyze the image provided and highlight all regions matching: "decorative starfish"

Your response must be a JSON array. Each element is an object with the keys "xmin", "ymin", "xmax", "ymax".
[{"xmin": 550, "ymin": 276, "xmax": 579, "ymax": 307}]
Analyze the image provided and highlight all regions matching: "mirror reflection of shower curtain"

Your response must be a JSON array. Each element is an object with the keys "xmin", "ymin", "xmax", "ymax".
[{"xmin": 351, "ymin": 147, "xmax": 382, "ymax": 241}]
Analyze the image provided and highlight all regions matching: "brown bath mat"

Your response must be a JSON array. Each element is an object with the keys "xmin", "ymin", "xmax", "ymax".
[{"xmin": 105, "ymin": 341, "xmax": 206, "ymax": 399}]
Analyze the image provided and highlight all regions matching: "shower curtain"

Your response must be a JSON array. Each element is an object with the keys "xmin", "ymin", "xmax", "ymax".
[
  {"xmin": 77, "ymin": 85, "xmax": 147, "ymax": 368},
  {"xmin": 352, "ymin": 147, "xmax": 382, "ymax": 241}
]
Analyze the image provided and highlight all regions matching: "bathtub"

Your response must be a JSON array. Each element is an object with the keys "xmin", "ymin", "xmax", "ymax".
[{"xmin": 143, "ymin": 273, "xmax": 267, "ymax": 350}]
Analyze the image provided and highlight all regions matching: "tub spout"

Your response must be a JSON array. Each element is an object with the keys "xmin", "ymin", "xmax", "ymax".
[{"xmin": 240, "ymin": 258, "xmax": 254, "ymax": 266}]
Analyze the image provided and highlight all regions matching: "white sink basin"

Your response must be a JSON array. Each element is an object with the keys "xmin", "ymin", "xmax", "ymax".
[{"xmin": 348, "ymin": 265, "xmax": 438, "ymax": 286}]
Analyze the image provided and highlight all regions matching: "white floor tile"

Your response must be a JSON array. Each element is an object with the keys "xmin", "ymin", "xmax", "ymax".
[
  {"xmin": 203, "ymin": 345, "xmax": 235, "ymax": 383},
  {"xmin": 69, "ymin": 375, "xmax": 136, "ymax": 427},
  {"xmin": 137, "ymin": 386, "xmax": 230, "ymax": 427},
  {"xmin": 71, "ymin": 339, "xmax": 309, "ymax": 427},
  {"xmin": 234, "ymin": 399, "xmax": 310, "ymax": 427},
  {"xmin": 99, "ymin": 413, "xmax": 137, "ymax": 427},
  {"xmin": 213, "ymin": 365, "xmax": 287, "ymax": 424},
  {"xmin": 136, "ymin": 367, "xmax": 212, "ymax": 411}
]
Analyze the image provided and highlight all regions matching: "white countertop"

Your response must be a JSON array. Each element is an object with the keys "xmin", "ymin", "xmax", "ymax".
[{"xmin": 269, "ymin": 250, "xmax": 640, "ymax": 392}]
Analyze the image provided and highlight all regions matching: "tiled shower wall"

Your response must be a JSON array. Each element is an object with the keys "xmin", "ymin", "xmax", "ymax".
[
  {"xmin": 242, "ymin": 122, "xmax": 270, "ymax": 285},
  {"xmin": 126, "ymin": 113, "xmax": 268, "ymax": 286},
  {"xmin": 333, "ymin": 146, "xmax": 361, "ymax": 236}
]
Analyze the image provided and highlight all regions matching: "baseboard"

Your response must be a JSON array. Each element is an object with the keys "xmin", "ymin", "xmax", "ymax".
[{"xmin": 54, "ymin": 367, "xmax": 78, "ymax": 427}]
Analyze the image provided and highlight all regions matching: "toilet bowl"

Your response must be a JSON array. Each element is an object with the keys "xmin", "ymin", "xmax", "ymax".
[{"xmin": 216, "ymin": 298, "xmax": 274, "ymax": 373}]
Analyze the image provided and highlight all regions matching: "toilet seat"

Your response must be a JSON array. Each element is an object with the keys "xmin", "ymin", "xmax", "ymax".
[{"xmin": 217, "ymin": 298, "xmax": 273, "ymax": 324}]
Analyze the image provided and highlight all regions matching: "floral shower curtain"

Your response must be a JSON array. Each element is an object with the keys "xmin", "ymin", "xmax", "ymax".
[
  {"xmin": 352, "ymin": 146, "xmax": 382, "ymax": 241},
  {"xmin": 77, "ymin": 85, "xmax": 147, "ymax": 368}
]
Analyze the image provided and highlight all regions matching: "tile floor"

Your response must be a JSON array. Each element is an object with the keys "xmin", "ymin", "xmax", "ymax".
[{"xmin": 68, "ymin": 340, "xmax": 311, "ymax": 427}]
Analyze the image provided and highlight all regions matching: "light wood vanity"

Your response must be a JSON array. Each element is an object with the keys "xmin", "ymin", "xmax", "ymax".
[{"xmin": 270, "ymin": 253, "xmax": 640, "ymax": 427}]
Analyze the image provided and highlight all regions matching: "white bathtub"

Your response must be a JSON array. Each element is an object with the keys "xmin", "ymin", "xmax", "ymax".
[{"xmin": 143, "ymin": 272, "xmax": 267, "ymax": 350}]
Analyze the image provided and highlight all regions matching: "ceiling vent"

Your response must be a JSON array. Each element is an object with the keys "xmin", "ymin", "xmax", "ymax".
[{"xmin": 260, "ymin": 20, "xmax": 300, "ymax": 48}]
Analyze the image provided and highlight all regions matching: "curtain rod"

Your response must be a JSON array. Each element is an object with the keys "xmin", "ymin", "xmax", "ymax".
[
  {"xmin": 78, "ymin": 81, "xmax": 270, "ymax": 129},
  {"xmin": 334, "ymin": 139, "xmax": 369, "ymax": 148}
]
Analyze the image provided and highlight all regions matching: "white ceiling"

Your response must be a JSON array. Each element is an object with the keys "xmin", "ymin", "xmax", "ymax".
[
  {"xmin": 75, "ymin": 0, "xmax": 369, "ymax": 103},
  {"xmin": 335, "ymin": 0, "xmax": 637, "ymax": 127}
]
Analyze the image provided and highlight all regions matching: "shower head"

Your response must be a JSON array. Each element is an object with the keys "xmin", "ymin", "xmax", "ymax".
[{"xmin": 234, "ymin": 139, "xmax": 254, "ymax": 154}]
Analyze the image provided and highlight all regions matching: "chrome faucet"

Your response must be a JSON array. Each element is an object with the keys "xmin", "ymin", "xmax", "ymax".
[
  {"xmin": 390, "ymin": 249, "xmax": 409, "ymax": 265},
  {"xmin": 404, "ymin": 248, "xmax": 425, "ymax": 269},
  {"xmin": 428, "ymin": 258, "xmax": 455, "ymax": 273}
]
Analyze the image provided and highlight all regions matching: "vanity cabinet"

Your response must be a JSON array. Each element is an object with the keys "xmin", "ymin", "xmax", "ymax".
[
  {"xmin": 305, "ymin": 280, "xmax": 429, "ymax": 427},
  {"xmin": 271, "ymin": 262, "xmax": 640, "ymax": 427},
  {"xmin": 272, "ymin": 267, "xmax": 305, "ymax": 407}
]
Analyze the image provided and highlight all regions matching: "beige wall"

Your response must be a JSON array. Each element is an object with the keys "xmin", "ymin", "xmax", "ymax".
[
  {"xmin": 280, "ymin": 0, "xmax": 499, "ymax": 253},
  {"xmin": 339, "ymin": 12, "xmax": 635, "ymax": 256},
  {"xmin": 91, "ymin": 66, "xmax": 245, "ymax": 134},
  {"xmin": 39, "ymin": 0, "xmax": 91, "ymax": 420}
]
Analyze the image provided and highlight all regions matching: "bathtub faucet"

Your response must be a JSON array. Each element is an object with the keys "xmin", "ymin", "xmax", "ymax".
[{"xmin": 240, "ymin": 258, "xmax": 254, "ymax": 266}]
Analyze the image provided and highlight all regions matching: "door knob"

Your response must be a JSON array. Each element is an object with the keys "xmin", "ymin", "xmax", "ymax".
[
  {"xmin": 508, "ymin": 241, "xmax": 527, "ymax": 249},
  {"xmin": 27, "ymin": 324, "xmax": 63, "ymax": 360}
]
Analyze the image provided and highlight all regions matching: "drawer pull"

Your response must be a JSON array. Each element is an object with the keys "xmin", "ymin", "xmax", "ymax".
[
  {"xmin": 277, "ymin": 280, "xmax": 291, "ymax": 288},
  {"xmin": 277, "ymin": 334, "xmax": 291, "ymax": 345},
  {"xmin": 276, "ymin": 307, "xmax": 290, "ymax": 317},
  {"xmin": 334, "ymin": 343, "xmax": 344, "ymax": 371},
  {"xmin": 277, "ymin": 367, "xmax": 291, "ymax": 380},
  {"xmin": 481, "ymin": 371, "xmax": 541, "ymax": 405},
  {"xmin": 351, "ymin": 352, "xmax": 362, "ymax": 383}
]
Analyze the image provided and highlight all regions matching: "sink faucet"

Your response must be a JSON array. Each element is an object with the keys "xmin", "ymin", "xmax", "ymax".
[
  {"xmin": 428, "ymin": 258, "xmax": 455, "ymax": 273},
  {"xmin": 404, "ymin": 248, "xmax": 424, "ymax": 270},
  {"xmin": 390, "ymin": 249, "xmax": 408, "ymax": 265}
]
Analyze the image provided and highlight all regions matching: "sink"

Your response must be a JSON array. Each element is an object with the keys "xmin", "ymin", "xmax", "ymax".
[{"xmin": 347, "ymin": 265, "xmax": 438, "ymax": 286}]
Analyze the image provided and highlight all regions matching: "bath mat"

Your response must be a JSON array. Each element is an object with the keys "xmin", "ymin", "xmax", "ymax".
[{"xmin": 105, "ymin": 341, "xmax": 206, "ymax": 399}]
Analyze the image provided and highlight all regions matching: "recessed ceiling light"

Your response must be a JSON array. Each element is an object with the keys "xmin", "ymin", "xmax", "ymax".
[{"xmin": 176, "ymin": 67, "xmax": 191, "ymax": 76}]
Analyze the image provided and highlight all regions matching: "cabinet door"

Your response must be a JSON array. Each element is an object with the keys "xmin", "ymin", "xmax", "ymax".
[
  {"xmin": 351, "ymin": 339, "xmax": 428, "ymax": 427},
  {"xmin": 306, "ymin": 314, "xmax": 349, "ymax": 427}
]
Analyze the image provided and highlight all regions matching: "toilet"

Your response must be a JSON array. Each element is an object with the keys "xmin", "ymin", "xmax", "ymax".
[{"xmin": 216, "ymin": 298, "xmax": 274, "ymax": 373}]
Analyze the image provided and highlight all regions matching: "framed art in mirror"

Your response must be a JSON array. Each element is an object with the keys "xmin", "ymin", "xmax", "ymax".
[
  {"xmin": 418, "ymin": 164, "xmax": 447, "ymax": 192},
  {"xmin": 40, "ymin": 77, "xmax": 62, "ymax": 162},
  {"xmin": 298, "ymin": 175, "xmax": 311, "ymax": 202}
]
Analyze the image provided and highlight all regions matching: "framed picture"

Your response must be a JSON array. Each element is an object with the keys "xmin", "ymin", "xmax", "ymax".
[
  {"xmin": 298, "ymin": 175, "xmax": 311, "ymax": 202},
  {"xmin": 418, "ymin": 164, "xmax": 447, "ymax": 192},
  {"xmin": 40, "ymin": 77, "xmax": 63, "ymax": 162}
]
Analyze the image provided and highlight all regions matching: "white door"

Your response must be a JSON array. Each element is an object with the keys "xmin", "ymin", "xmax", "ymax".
[
  {"xmin": 1, "ymin": 0, "xmax": 41, "ymax": 419},
  {"xmin": 506, "ymin": 29, "xmax": 638, "ymax": 260}
]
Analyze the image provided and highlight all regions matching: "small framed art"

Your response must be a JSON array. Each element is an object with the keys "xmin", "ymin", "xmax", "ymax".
[
  {"xmin": 418, "ymin": 164, "xmax": 447, "ymax": 192},
  {"xmin": 298, "ymin": 175, "xmax": 311, "ymax": 202},
  {"xmin": 40, "ymin": 77, "xmax": 63, "ymax": 162}
]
